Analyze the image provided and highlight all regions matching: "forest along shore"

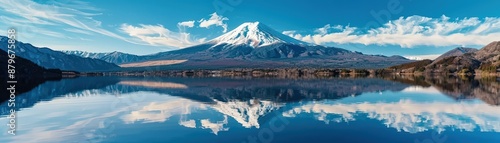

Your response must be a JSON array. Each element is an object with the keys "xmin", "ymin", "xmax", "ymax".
[{"xmin": 77, "ymin": 68, "xmax": 499, "ymax": 78}]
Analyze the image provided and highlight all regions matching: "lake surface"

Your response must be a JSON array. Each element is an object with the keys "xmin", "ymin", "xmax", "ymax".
[{"xmin": 1, "ymin": 76, "xmax": 500, "ymax": 143}]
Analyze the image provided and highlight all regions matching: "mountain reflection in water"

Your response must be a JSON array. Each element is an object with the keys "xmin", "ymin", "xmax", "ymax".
[{"xmin": 0, "ymin": 76, "xmax": 499, "ymax": 143}]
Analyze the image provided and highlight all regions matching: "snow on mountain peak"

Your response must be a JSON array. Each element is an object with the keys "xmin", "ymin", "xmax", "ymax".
[{"xmin": 210, "ymin": 21, "xmax": 310, "ymax": 47}]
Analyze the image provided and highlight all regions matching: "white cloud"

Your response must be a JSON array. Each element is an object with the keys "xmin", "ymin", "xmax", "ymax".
[
  {"xmin": 0, "ymin": 0, "xmax": 140, "ymax": 44},
  {"xmin": 403, "ymin": 54, "xmax": 441, "ymax": 60},
  {"xmin": 284, "ymin": 15, "xmax": 500, "ymax": 47},
  {"xmin": 199, "ymin": 12, "xmax": 229, "ymax": 33},
  {"xmin": 282, "ymin": 30, "xmax": 297, "ymax": 35},
  {"xmin": 121, "ymin": 98, "xmax": 202, "ymax": 124},
  {"xmin": 314, "ymin": 24, "xmax": 331, "ymax": 35},
  {"xmin": 120, "ymin": 24, "xmax": 202, "ymax": 48},
  {"xmin": 178, "ymin": 20, "xmax": 195, "ymax": 28}
]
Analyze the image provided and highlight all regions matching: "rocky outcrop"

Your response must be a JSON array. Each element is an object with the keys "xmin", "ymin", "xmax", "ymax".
[
  {"xmin": 388, "ymin": 41, "xmax": 500, "ymax": 75},
  {"xmin": 434, "ymin": 47, "xmax": 478, "ymax": 61}
]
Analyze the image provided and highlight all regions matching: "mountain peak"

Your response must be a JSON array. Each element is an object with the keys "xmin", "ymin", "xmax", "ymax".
[
  {"xmin": 474, "ymin": 41, "xmax": 500, "ymax": 62},
  {"xmin": 434, "ymin": 47, "xmax": 478, "ymax": 61},
  {"xmin": 210, "ymin": 21, "xmax": 310, "ymax": 47}
]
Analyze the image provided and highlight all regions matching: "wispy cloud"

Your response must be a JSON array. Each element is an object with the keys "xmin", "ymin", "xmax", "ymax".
[
  {"xmin": 0, "ymin": 0, "xmax": 138, "ymax": 43},
  {"xmin": 120, "ymin": 24, "xmax": 202, "ymax": 48},
  {"xmin": 284, "ymin": 15, "xmax": 500, "ymax": 47},
  {"xmin": 178, "ymin": 20, "xmax": 195, "ymax": 28},
  {"xmin": 199, "ymin": 12, "xmax": 229, "ymax": 33},
  {"xmin": 63, "ymin": 28, "xmax": 94, "ymax": 35},
  {"xmin": 0, "ymin": 14, "xmax": 67, "ymax": 38}
]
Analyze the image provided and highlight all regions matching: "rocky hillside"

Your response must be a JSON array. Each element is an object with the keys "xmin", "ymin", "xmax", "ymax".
[
  {"xmin": 388, "ymin": 41, "xmax": 500, "ymax": 74},
  {"xmin": 476, "ymin": 41, "xmax": 500, "ymax": 66},
  {"xmin": 62, "ymin": 50, "xmax": 147, "ymax": 64},
  {"xmin": 434, "ymin": 47, "xmax": 478, "ymax": 61}
]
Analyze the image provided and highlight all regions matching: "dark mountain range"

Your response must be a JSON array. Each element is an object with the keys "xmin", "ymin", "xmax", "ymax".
[
  {"xmin": 0, "ymin": 36, "xmax": 120, "ymax": 72},
  {"xmin": 0, "ymin": 49, "xmax": 63, "ymax": 102},
  {"xmin": 61, "ymin": 50, "xmax": 147, "ymax": 64}
]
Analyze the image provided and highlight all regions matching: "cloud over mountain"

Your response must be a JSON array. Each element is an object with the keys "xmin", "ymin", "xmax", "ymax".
[
  {"xmin": 284, "ymin": 15, "xmax": 500, "ymax": 47},
  {"xmin": 198, "ymin": 12, "xmax": 229, "ymax": 33},
  {"xmin": 120, "ymin": 24, "xmax": 203, "ymax": 48}
]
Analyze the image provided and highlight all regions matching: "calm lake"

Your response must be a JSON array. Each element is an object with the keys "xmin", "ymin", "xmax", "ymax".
[{"xmin": 1, "ymin": 76, "xmax": 500, "ymax": 143}]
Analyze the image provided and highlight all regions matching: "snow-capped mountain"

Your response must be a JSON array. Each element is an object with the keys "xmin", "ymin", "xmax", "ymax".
[
  {"xmin": 61, "ymin": 50, "xmax": 146, "ymax": 64},
  {"xmin": 3, "ymin": 21, "xmax": 411, "ymax": 70},
  {"xmin": 0, "ymin": 36, "xmax": 119, "ymax": 72},
  {"xmin": 209, "ymin": 22, "xmax": 310, "ymax": 47},
  {"xmin": 62, "ymin": 50, "xmax": 109, "ymax": 59},
  {"xmin": 126, "ymin": 22, "xmax": 410, "ymax": 68}
]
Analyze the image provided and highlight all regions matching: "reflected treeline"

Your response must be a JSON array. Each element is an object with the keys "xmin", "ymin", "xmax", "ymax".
[
  {"xmin": 0, "ymin": 77, "xmax": 120, "ymax": 115},
  {"xmin": 57, "ymin": 77, "xmax": 411, "ymax": 103},
  {"xmin": 2, "ymin": 75, "xmax": 499, "ymax": 116},
  {"xmin": 0, "ymin": 76, "xmax": 62, "ymax": 103},
  {"xmin": 385, "ymin": 75, "xmax": 500, "ymax": 105},
  {"xmin": 1, "ymin": 77, "xmax": 410, "ymax": 116},
  {"xmin": 147, "ymin": 77, "xmax": 408, "ymax": 103}
]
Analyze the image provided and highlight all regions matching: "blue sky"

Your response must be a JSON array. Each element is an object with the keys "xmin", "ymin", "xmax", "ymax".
[{"xmin": 1, "ymin": 0, "xmax": 499, "ymax": 59}]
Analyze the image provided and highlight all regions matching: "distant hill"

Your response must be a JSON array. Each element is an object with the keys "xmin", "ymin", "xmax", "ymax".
[
  {"xmin": 388, "ymin": 60, "xmax": 433, "ymax": 73},
  {"xmin": 388, "ymin": 41, "xmax": 500, "ymax": 74},
  {"xmin": 434, "ymin": 47, "xmax": 478, "ymax": 61}
]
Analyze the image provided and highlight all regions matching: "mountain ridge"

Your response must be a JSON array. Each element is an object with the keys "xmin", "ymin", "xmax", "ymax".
[
  {"xmin": 61, "ymin": 50, "xmax": 147, "ymax": 64},
  {"xmin": 0, "ymin": 36, "xmax": 119, "ymax": 72},
  {"xmin": 388, "ymin": 41, "xmax": 500, "ymax": 74},
  {"xmin": 433, "ymin": 47, "xmax": 479, "ymax": 62},
  {"xmin": 119, "ymin": 22, "xmax": 411, "ymax": 69}
]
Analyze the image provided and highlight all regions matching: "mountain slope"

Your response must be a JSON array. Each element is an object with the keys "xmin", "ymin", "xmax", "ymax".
[
  {"xmin": 209, "ymin": 22, "xmax": 310, "ymax": 47},
  {"xmin": 388, "ymin": 41, "xmax": 500, "ymax": 74},
  {"xmin": 0, "ymin": 50, "xmax": 63, "ymax": 102},
  {"xmin": 124, "ymin": 22, "xmax": 410, "ymax": 69},
  {"xmin": 426, "ymin": 54, "xmax": 481, "ymax": 73},
  {"xmin": 0, "ymin": 36, "xmax": 119, "ymax": 72},
  {"xmin": 0, "ymin": 49, "xmax": 62, "ymax": 78},
  {"xmin": 434, "ymin": 47, "xmax": 478, "ymax": 61},
  {"xmin": 62, "ymin": 50, "xmax": 146, "ymax": 64},
  {"xmin": 475, "ymin": 41, "xmax": 500, "ymax": 65}
]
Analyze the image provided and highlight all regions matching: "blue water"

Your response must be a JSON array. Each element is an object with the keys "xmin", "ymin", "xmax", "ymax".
[{"xmin": 1, "ymin": 77, "xmax": 499, "ymax": 143}]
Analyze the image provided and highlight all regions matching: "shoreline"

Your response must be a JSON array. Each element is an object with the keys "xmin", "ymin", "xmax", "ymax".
[{"xmin": 75, "ymin": 68, "xmax": 500, "ymax": 78}]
